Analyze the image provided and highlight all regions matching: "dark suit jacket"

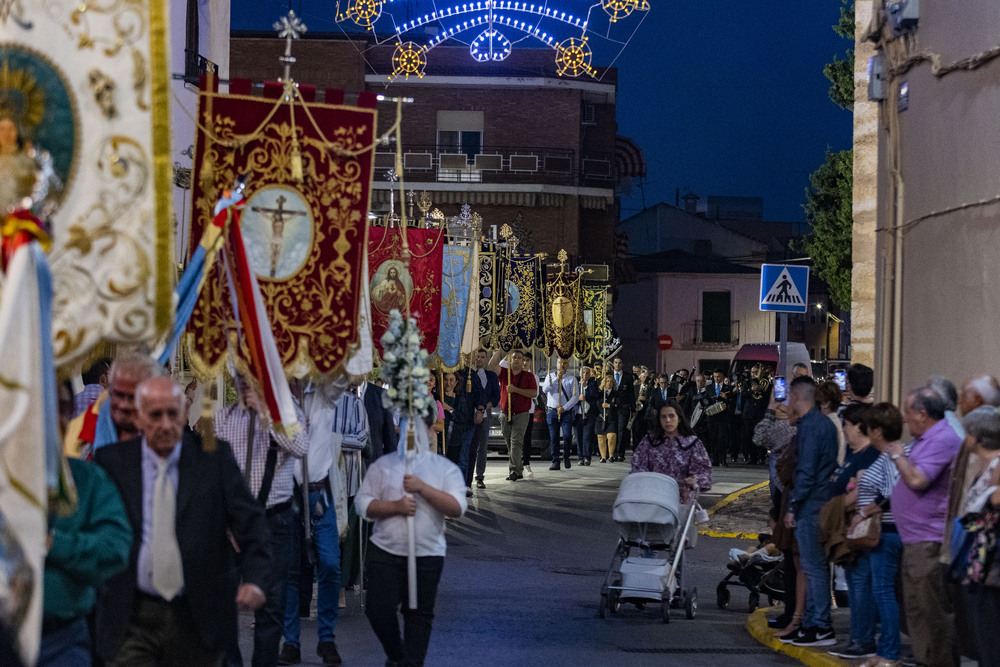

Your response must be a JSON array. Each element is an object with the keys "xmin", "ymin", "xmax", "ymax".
[
  {"xmin": 94, "ymin": 432, "xmax": 271, "ymax": 661},
  {"xmin": 363, "ymin": 383, "xmax": 397, "ymax": 460},
  {"xmin": 613, "ymin": 371, "xmax": 635, "ymax": 411}
]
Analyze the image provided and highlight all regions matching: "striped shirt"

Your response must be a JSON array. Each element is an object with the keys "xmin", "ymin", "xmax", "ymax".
[
  {"xmin": 214, "ymin": 403, "xmax": 307, "ymax": 508},
  {"xmin": 856, "ymin": 452, "xmax": 900, "ymax": 525}
]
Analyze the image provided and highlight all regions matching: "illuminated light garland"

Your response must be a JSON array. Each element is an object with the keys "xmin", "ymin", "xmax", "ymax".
[
  {"xmin": 390, "ymin": 41, "xmax": 427, "ymax": 79},
  {"xmin": 601, "ymin": 0, "xmax": 649, "ymax": 23},
  {"xmin": 555, "ymin": 36, "xmax": 596, "ymax": 77}
]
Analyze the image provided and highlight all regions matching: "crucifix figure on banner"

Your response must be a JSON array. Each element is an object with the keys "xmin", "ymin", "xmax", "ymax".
[{"xmin": 250, "ymin": 194, "xmax": 308, "ymax": 277}]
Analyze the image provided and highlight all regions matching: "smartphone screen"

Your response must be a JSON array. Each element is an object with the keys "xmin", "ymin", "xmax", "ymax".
[
  {"xmin": 773, "ymin": 377, "xmax": 787, "ymax": 402},
  {"xmin": 834, "ymin": 370, "xmax": 847, "ymax": 391}
]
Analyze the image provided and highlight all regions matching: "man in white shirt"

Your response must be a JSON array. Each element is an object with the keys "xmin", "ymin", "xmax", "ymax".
[
  {"xmin": 356, "ymin": 424, "xmax": 466, "ymax": 667},
  {"xmin": 541, "ymin": 358, "xmax": 580, "ymax": 471}
]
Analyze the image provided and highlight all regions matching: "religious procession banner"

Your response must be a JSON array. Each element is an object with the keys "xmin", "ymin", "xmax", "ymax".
[
  {"xmin": 459, "ymin": 242, "xmax": 480, "ymax": 358},
  {"xmin": 186, "ymin": 77, "xmax": 376, "ymax": 378},
  {"xmin": 542, "ymin": 269, "xmax": 587, "ymax": 360},
  {"xmin": 580, "ymin": 284, "xmax": 608, "ymax": 362},
  {"xmin": 1, "ymin": 1, "xmax": 173, "ymax": 366},
  {"xmin": 476, "ymin": 245, "xmax": 498, "ymax": 347},
  {"xmin": 433, "ymin": 245, "xmax": 474, "ymax": 370},
  {"xmin": 368, "ymin": 226, "xmax": 444, "ymax": 357},
  {"xmin": 494, "ymin": 254, "xmax": 543, "ymax": 352}
]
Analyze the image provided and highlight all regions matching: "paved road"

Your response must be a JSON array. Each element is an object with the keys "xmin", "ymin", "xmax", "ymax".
[{"xmin": 240, "ymin": 457, "xmax": 790, "ymax": 666}]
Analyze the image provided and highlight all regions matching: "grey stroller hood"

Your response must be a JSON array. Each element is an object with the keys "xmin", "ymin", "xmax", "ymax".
[{"xmin": 612, "ymin": 472, "xmax": 681, "ymax": 544}]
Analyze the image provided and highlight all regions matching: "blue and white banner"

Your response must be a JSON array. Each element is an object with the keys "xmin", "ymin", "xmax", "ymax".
[{"xmin": 435, "ymin": 245, "xmax": 474, "ymax": 369}]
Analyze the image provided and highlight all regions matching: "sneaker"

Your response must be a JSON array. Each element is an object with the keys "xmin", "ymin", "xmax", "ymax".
[
  {"xmin": 476, "ymin": 479, "xmax": 486, "ymax": 489},
  {"xmin": 863, "ymin": 658, "xmax": 902, "ymax": 667},
  {"xmin": 317, "ymin": 641, "xmax": 343, "ymax": 666},
  {"xmin": 829, "ymin": 641, "xmax": 876, "ymax": 659},
  {"xmin": 549, "ymin": 462, "xmax": 560, "ymax": 471},
  {"xmin": 791, "ymin": 626, "xmax": 837, "ymax": 647},
  {"xmin": 465, "ymin": 486, "xmax": 473, "ymax": 497},
  {"xmin": 523, "ymin": 465, "xmax": 533, "ymax": 477},
  {"xmin": 278, "ymin": 644, "xmax": 301, "ymax": 666},
  {"xmin": 778, "ymin": 627, "xmax": 804, "ymax": 644}
]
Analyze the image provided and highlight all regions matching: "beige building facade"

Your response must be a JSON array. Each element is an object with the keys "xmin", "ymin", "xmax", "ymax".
[{"xmin": 857, "ymin": 1, "xmax": 1000, "ymax": 402}]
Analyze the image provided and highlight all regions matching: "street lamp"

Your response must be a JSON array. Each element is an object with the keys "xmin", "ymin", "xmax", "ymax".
[{"xmin": 816, "ymin": 303, "xmax": 844, "ymax": 361}]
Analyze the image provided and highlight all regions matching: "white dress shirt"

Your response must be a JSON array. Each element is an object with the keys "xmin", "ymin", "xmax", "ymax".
[
  {"xmin": 355, "ymin": 450, "xmax": 467, "ymax": 557},
  {"xmin": 540, "ymin": 372, "xmax": 580, "ymax": 413}
]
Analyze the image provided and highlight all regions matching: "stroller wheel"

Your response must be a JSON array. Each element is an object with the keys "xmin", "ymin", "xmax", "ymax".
[
  {"xmin": 608, "ymin": 589, "xmax": 620, "ymax": 616},
  {"xmin": 685, "ymin": 587, "xmax": 697, "ymax": 620},
  {"xmin": 747, "ymin": 591, "xmax": 760, "ymax": 613},
  {"xmin": 716, "ymin": 583, "xmax": 730, "ymax": 609},
  {"xmin": 599, "ymin": 594, "xmax": 608, "ymax": 619}
]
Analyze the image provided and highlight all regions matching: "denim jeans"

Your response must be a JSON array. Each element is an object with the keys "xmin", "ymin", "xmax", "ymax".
[
  {"xmin": 846, "ymin": 553, "xmax": 875, "ymax": 646},
  {"xmin": 38, "ymin": 617, "xmax": 91, "ymax": 667},
  {"xmin": 869, "ymin": 530, "xmax": 903, "ymax": 660},
  {"xmin": 795, "ymin": 505, "xmax": 832, "ymax": 629},
  {"xmin": 457, "ymin": 427, "xmax": 476, "ymax": 480},
  {"xmin": 547, "ymin": 409, "xmax": 573, "ymax": 463},
  {"xmin": 283, "ymin": 489, "xmax": 341, "ymax": 647}
]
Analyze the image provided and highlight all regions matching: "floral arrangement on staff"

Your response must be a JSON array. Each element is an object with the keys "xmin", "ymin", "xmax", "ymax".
[{"xmin": 379, "ymin": 309, "xmax": 435, "ymax": 420}]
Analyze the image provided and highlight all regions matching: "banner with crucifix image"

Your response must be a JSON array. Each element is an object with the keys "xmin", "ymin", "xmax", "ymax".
[
  {"xmin": 185, "ymin": 75, "xmax": 377, "ymax": 378},
  {"xmin": 368, "ymin": 226, "xmax": 444, "ymax": 358}
]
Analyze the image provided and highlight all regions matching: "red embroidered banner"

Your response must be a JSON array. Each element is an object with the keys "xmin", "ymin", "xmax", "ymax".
[
  {"xmin": 186, "ymin": 77, "xmax": 376, "ymax": 378},
  {"xmin": 368, "ymin": 227, "xmax": 445, "ymax": 357}
]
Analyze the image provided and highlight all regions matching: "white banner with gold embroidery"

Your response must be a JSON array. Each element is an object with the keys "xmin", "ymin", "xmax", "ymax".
[{"xmin": 0, "ymin": 1, "xmax": 173, "ymax": 365}]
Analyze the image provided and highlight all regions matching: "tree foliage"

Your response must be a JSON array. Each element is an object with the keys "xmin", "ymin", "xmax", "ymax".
[
  {"xmin": 800, "ymin": 150, "xmax": 854, "ymax": 309},
  {"xmin": 824, "ymin": 1, "xmax": 855, "ymax": 110}
]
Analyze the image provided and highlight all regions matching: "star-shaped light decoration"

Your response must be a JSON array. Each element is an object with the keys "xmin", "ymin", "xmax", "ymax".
[{"xmin": 273, "ymin": 10, "xmax": 307, "ymax": 40}]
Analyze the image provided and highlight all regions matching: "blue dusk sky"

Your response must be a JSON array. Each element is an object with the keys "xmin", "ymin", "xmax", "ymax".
[{"xmin": 232, "ymin": 1, "xmax": 854, "ymax": 222}]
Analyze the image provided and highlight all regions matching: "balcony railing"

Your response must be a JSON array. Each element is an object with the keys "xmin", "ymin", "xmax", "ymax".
[
  {"xmin": 373, "ymin": 145, "xmax": 614, "ymax": 188},
  {"xmin": 688, "ymin": 320, "xmax": 741, "ymax": 347}
]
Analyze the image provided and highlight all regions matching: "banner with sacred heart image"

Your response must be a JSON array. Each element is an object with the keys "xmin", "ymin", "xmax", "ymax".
[
  {"xmin": 186, "ymin": 76, "xmax": 376, "ymax": 379},
  {"xmin": 368, "ymin": 227, "xmax": 445, "ymax": 357}
]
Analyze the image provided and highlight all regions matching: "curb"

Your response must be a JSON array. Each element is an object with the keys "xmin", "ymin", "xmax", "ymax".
[
  {"xmin": 745, "ymin": 608, "xmax": 848, "ymax": 667},
  {"xmin": 698, "ymin": 480, "xmax": 770, "ymax": 540}
]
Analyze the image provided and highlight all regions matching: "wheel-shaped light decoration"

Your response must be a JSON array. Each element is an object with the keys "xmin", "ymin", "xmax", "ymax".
[
  {"xmin": 348, "ymin": 0, "xmax": 383, "ymax": 29},
  {"xmin": 602, "ymin": 0, "xmax": 650, "ymax": 22},
  {"xmin": 555, "ymin": 37, "xmax": 596, "ymax": 78},
  {"xmin": 470, "ymin": 29, "xmax": 512, "ymax": 62},
  {"xmin": 391, "ymin": 42, "xmax": 427, "ymax": 79}
]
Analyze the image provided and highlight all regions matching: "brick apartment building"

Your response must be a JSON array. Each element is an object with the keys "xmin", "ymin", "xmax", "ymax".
[{"xmin": 229, "ymin": 38, "xmax": 623, "ymax": 266}]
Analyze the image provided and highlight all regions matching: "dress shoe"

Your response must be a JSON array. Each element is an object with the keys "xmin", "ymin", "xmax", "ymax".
[
  {"xmin": 476, "ymin": 479, "xmax": 486, "ymax": 489},
  {"xmin": 600, "ymin": 458, "xmax": 607, "ymax": 463},
  {"xmin": 465, "ymin": 486, "xmax": 473, "ymax": 497},
  {"xmin": 317, "ymin": 641, "xmax": 343, "ymax": 666},
  {"xmin": 549, "ymin": 462, "xmax": 560, "ymax": 471},
  {"xmin": 585, "ymin": 459, "xmax": 592, "ymax": 466},
  {"xmin": 564, "ymin": 459, "xmax": 571, "ymax": 469},
  {"xmin": 278, "ymin": 644, "xmax": 301, "ymax": 665}
]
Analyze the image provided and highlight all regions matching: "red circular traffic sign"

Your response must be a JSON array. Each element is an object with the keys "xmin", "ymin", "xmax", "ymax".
[{"xmin": 658, "ymin": 334, "xmax": 673, "ymax": 350}]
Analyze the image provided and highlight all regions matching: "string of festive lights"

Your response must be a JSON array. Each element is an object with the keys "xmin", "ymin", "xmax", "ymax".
[{"xmin": 333, "ymin": 0, "xmax": 647, "ymax": 78}]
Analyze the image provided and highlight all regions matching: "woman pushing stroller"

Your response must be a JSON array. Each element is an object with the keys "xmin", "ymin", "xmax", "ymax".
[{"xmin": 631, "ymin": 398, "xmax": 713, "ymax": 505}]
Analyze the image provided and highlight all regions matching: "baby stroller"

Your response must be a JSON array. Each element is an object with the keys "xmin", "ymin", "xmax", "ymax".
[
  {"xmin": 599, "ymin": 472, "xmax": 698, "ymax": 623},
  {"xmin": 715, "ymin": 536, "xmax": 785, "ymax": 612}
]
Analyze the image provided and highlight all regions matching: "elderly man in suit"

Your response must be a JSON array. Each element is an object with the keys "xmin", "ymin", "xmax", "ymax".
[{"xmin": 94, "ymin": 377, "xmax": 272, "ymax": 666}]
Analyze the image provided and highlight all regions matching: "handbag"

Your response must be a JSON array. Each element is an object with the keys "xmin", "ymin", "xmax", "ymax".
[{"xmin": 846, "ymin": 507, "xmax": 882, "ymax": 550}]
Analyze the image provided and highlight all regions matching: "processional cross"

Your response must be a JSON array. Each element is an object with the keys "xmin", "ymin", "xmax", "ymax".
[{"xmin": 250, "ymin": 195, "xmax": 308, "ymax": 277}]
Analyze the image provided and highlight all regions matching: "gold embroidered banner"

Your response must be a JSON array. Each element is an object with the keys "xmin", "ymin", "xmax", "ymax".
[
  {"xmin": 494, "ymin": 254, "xmax": 542, "ymax": 352},
  {"xmin": 185, "ymin": 78, "xmax": 376, "ymax": 378},
  {"xmin": 1, "ymin": 0, "xmax": 173, "ymax": 366},
  {"xmin": 542, "ymin": 270, "xmax": 586, "ymax": 360},
  {"xmin": 476, "ymin": 246, "xmax": 498, "ymax": 347},
  {"xmin": 580, "ymin": 284, "xmax": 607, "ymax": 362}
]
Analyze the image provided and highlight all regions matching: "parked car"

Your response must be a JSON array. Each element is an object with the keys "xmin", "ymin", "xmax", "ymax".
[{"xmin": 486, "ymin": 398, "xmax": 552, "ymax": 459}]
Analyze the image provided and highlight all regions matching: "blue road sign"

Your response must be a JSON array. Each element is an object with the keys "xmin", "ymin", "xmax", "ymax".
[{"xmin": 760, "ymin": 264, "xmax": 809, "ymax": 313}]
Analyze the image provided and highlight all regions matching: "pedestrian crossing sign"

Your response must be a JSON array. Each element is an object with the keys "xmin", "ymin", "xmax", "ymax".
[{"xmin": 759, "ymin": 264, "xmax": 809, "ymax": 313}]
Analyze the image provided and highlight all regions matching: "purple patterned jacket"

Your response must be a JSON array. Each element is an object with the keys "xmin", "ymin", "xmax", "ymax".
[{"xmin": 631, "ymin": 433, "xmax": 713, "ymax": 505}]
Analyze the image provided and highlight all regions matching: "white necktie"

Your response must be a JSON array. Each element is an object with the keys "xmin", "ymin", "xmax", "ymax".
[{"xmin": 152, "ymin": 457, "xmax": 184, "ymax": 600}]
